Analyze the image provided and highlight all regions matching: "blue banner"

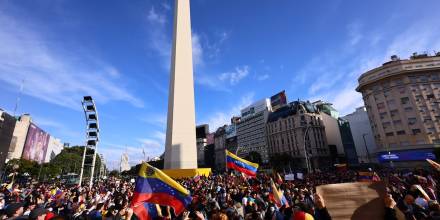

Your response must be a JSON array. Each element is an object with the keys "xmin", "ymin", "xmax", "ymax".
[{"xmin": 378, "ymin": 149, "xmax": 436, "ymax": 162}]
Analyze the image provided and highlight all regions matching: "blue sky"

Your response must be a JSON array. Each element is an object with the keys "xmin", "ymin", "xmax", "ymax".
[{"xmin": 1, "ymin": 0, "xmax": 440, "ymax": 169}]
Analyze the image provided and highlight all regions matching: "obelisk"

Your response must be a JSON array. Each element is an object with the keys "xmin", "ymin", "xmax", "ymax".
[{"xmin": 164, "ymin": 0, "xmax": 198, "ymax": 169}]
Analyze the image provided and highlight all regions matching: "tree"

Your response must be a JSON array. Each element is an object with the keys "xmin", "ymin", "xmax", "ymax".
[
  {"xmin": 245, "ymin": 151, "xmax": 262, "ymax": 165},
  {"xmin": 109, "ymin": 170, "xmax": 120, "ymax": 177},
  {"xmin": 51, "ymin": 146, "xmax": 102, "ymax": 176}
]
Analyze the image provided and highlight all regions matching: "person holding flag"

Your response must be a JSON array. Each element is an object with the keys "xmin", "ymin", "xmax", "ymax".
[
  {"xmin": 225, "ymin": 150, "xmax": 259, "ymax": 178},
  {"xmin": 270, "ymin": 179, "xmax": 289, "ymax": 208},
  {"xmin": 130, "ymin": 163, "xmax": 192, "ymax": 220}
]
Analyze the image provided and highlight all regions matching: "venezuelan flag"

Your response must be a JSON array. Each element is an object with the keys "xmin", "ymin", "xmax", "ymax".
[
  {"xmin": 132, "ymin": 202, "xmax": 161, "ymax": 220},
  {"xmin": 226, "ymin": 150, "xmax": 258, "ymax": 177},
  {"xmin": 130, "ymin": 163, "xmax": 192, "ymax": 217},
  {"xmin": 270, "ymin": 179, "xmax": 289, "ymax": 208}
]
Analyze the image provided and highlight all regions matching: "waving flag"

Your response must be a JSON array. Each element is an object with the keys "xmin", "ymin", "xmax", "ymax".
[
  {"xmin": 226, "ymin": 150, "xmax": 259, "ymax": 177},
  {"xmin": 130, "ymin": 163, "xmax": 192, "ymax": 218},
  {"xmin": 132, "ymin": 202, "xmax": 161, "ymax": 220},
  {"xmin": 270, "ymin": 179, "xmax": 289, "ymax": 208}
]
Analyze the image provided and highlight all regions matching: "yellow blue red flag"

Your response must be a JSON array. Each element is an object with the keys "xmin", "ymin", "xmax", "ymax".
[
  {"xmin": 130, "ymin": 163, "xmax": 192, "ymax": 219},
  {"xmin": 226, "ymin": 150, "xmax": 259, "ymax": 177}
]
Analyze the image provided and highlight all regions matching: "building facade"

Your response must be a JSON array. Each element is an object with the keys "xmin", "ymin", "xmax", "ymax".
[
  {"xmin": 266, "ymin": 101, "xmax": 330, "ymax": 170},
  {"xmin": 214, "ymin": 126, "xmax": 227, "ymax": 170},
  {"xmin": 7, "ymin": 114, "xmax": 32, "ymax": 160},
  {"xmin": 342, "ymin": 107, "xmax": 377, "ymax": 163},
  {"xmin": 338, "ymin": 119, "xmax": 359, "ymax": 165},
  {"xmin": 44, "ymin": 136, "xmax": 64, "ymax": 163},
  {"xmin": 236, "ymin": 99, "xmax": 272, "ymax": 164},
  {"xmin": 314, "ymin": 101, "xmax": 345, "ymax": 161},
  {"xmin": 0, "ymin": 110, "xmax": 16, "ymax": 171},
  {"xmin": 356, "ymin": 53, "xmax": 440, "ymax": 166},
  {"xmin": 214, "ymin": 123, "xmax": 238, "ymax": 171},
  {"xmin": 196, "ymin": 124, "xmax": 209, "ymax": 167}
]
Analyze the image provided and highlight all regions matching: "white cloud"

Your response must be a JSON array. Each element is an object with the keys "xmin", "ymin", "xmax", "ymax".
[
  {"xmin": 147, "ymin": 7, "xmax": 166, "ymax": 25},
  {"xmin": 203, "ymin": 92, "xmax": 254, "ymax": 131},
  {"xmin": 347, "ymin": 22, "xmax": 363, "ymax": 46},
  {"xmin": 192, "ymin": 33, "xmax": 204, "ymax": 67},
  {"xmin": 140, "ymin": 113, "xmax": 167, "ymax": 128},
  {"xmin": 145, "ymin": 6, "xmax": 171, "ymax": 68},
  {"xmin": 218, "ymin": 66, "xmax": 249, "ymax": 85},
  {"xmin": 0, "ymin": 12, "xmax": 144, "ymax": 110},
  {"xmin": 32, "ymin": 115, "xmax": 82, "ymax": 142},
  {"xmin": 299, "ymin": 15, "xmax": 440, "ymax": 116},
  {"xmin": 257, "ymin": 74, "xmax": 270, "ymax": 81}
]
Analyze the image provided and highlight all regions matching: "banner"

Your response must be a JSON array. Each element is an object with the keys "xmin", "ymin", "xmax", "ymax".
[
  {"xmin": 316, "ymin": 182, "xmax": 386, "ymax": 220},
  {"xmin": 22, "ymin": 123, "xmax": 49, "ymax": 163},
  {"xmin": 284, "ymin": 174, "xmax": 295, "ymax": 181}
]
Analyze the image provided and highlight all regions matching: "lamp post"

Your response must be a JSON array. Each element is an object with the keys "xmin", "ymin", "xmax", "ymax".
[
  {"xmin": 303, "ymin": 125, "xmax": 311, "ymax": 173},
  {"xmin": 362, "ymin": 133, "xmax": 371, "ymax": 163}
]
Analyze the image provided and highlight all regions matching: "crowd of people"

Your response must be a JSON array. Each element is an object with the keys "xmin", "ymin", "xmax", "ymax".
[{"xmin": 0, "ymin": 167, "xmax": 439, "ymax": 220}]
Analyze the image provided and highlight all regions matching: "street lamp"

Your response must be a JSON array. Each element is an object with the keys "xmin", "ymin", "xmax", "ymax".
[{"xmin": 362, "ymin": 133, "xmax": 371, "ymax": 163}]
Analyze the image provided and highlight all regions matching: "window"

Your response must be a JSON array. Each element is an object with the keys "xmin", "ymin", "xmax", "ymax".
[
  {"xmin": 390, "ymin": 109, "xmax": 399, "ymax": 117},
  {"xmin": 396, "ymin": 130, "xmax": 406, "ymax": 135},
  {"xmin": 408, "ymin": 76, "xmax": 418, "ymax": 83},
  {"xmin": 382, "ymin": 122, "xmax": 391, "ymax": 129},
  {"xmin": 380, "ymin": 112, "xmax": 388, "ymax": 119},
  {"xmin": 386, "ymin": 132, "xmax": 394, "ymax": 137},
  {"xmin": 427, "ymin": 94, "xmax": 435, "ymax": 99},
  {"xmin": 420, "ymin": 75, "xmax": 429, "ymax": 82},
  {"xmin": 393, "ymin": 120, "xmax": 402, "ymax": 125},
  {"xmin": 395, "ymin": 79, "xmax": 404, "ymax": 86},
  {"xmin": 412, "ymin": 129, "xmax": 421, "ymax": 135},
  {"xmin": 401, "ymin": 97, "xmax": 410, "ymax": 104},
  {"xmin": 404, "ymin": 107, "xmax": 413, "ymax": 112},
  {"xmin": 427, "ymin": 127, "xmax": 436, "ymax": 133},
  {"xmin": 416, "ymin": 140, "xmax": 425, "ymax": 144},
  {"xmin": 377, "ymin": 102, "xmax": 385, "ymax": 110},
  {"xmin": 398, "ymin": 86, "xmax": 406, "ymax": 94},
  {"xmin": 387, "ymin": 99, "xmax": 396, "ymax": 105},
  {"xmin": 424, "ymin": 116, "xmax": 433, "ymax": 122},
  {"xmin": 400, "ymin": 141, "xmax": 410, "ymax": 146}
]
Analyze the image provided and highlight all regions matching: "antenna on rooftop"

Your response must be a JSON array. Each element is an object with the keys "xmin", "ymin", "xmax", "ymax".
[{"xmin": 13, "ymin": 79, "xmax": 25, "ymax": 117}]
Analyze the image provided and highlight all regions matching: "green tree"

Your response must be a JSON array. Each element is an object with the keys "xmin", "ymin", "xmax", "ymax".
[{"xmin": 245, "ymin": 151, "xmax": 263, "ymax": 165}]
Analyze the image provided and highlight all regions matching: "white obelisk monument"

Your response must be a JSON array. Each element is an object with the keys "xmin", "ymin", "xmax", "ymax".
[{"xmin": 164, "ymin": 0, "xmax": 198, "ymax": 169}]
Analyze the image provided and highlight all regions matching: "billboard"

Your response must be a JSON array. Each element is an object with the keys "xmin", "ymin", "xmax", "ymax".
[
  {"xmin": 270, "ymin": 90, "xmax": 287, "ymax": 111},
  {"xmin": 206, "ymin": 133, "xmax": 215, "ymax": 145},
  {"xmin": 22, "ymin": 123, "xmax": 49, "ymax": 163},
  {"xmin": 377, "ymin": 149, "xmax": 436, "ymax": 162},
  {"xmin": 241, "ymin": 99, "xmax": 271, "ymax": 119},
  {"xmin": 225, "ymin": 124, "xmax": 236, "ymax": 139}
]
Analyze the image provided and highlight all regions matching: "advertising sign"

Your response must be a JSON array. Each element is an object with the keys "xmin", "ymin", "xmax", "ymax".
[
  {"xmin": 241, "ymin": 99, "xmax": 270, "ymax": 119},
  {"xmin": 225, "ymin": 124, "xmax": 236, "ymax": 139},
  {"xmin": 377, "ymin": 149, "xmax": 436, "ymax": 162},
  {"xmin": 270, "ymin": 90, "xmax": 287, "ymax": 111},
  {"xmin": 206, "ymin": 133, "xmax": 215, "ymax": 145},
  {"xmin": 22, "ymin": 123, "xmax": 50, "ymax": 163}
]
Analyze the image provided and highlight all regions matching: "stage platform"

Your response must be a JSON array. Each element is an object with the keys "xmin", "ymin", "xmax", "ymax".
[{"xmin": 162, "ymin": 168, "xmax": 211, "ymax": 179}]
